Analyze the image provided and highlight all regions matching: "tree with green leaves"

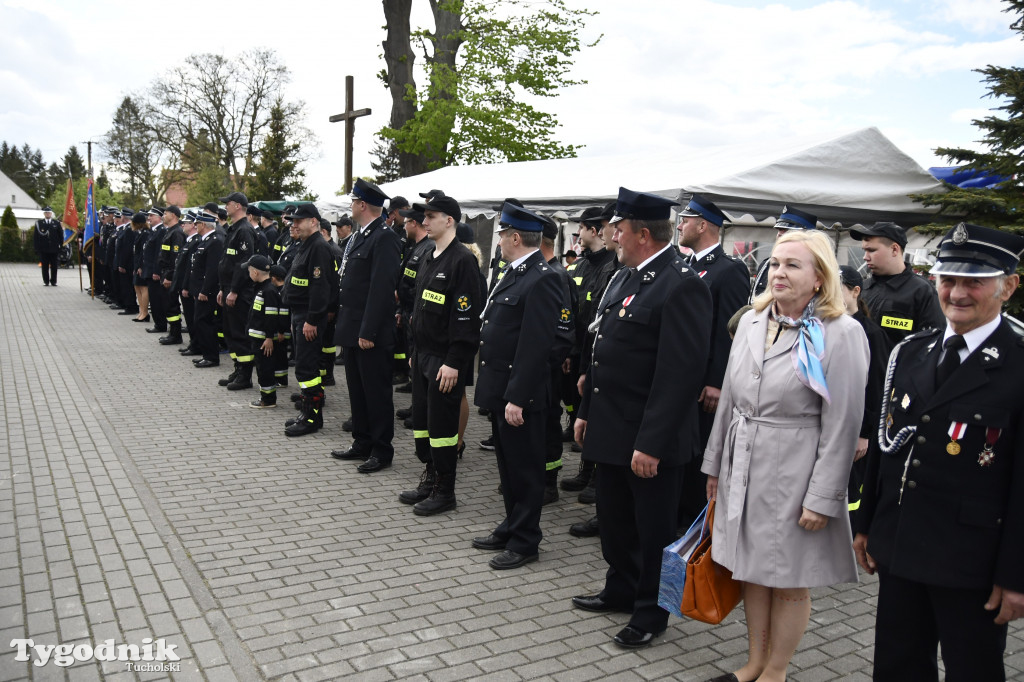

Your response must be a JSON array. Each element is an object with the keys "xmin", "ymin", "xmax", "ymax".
[
  {"xmin": 0, "ymin": 142, "xmax": 51, "ymax": 204},
  {"xmin": 0, "ymin": 205, "xmax": 27, "ymax": 262},
  {"xmin": 380, "ymin": 0, "xmax": 598, "ymax": 177},
  {"xmin": 102, "ymin": 96, "xmax": 169, "ymax": 205},
  {"xmin": 911, "ymin": 0, "xmax": 1024, "ymax": 314},
  {"xmin": 63, "ymin": 146, "xmax": 87, "ymax": 180},
  {"xmin": 247, "ymin": 99, "xmax": 309, "ymax": 200}
]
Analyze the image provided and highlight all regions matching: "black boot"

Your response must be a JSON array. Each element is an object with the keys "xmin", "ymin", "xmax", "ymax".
[
  {"xmin": 310, "ymin": 390, "xmax": 324, "ymax": 430},
  {"xmin": 285, "ymin": 393, "xmax": 319, "ymax": 437},
  {"xmin": 399, "ymin": 462, "xmax": 436, "ymax": 505},
  {"xmin": 219, "ymin": 362, "xmax": 239, "ymax": 387},
  {"xmin": 413, "ymin": 469, "xmax": 457, "ymax": 516},
  {"xmin": 160, "ymin": 321, "xmax": 183, "ymax": 345},
  {"xmin": 284, "ymin": 394, "xmax": 309, "ymax": 428},
  {"xmin": 544, "ymin": 467, "xmax": 560, "ymax": 505},
  {"xmin": 322, "ymin": 366, "xmax": 335, "ymax": 387},
  {"xmin": 227, "ymin": 363, "xmax": 254, "ymax": 390},
  {"xmin": 569, "ymin": 515, "xmax": 600, "ymax": 538},
  {"xmin": 578, "ymin": 474, "xmax": 597, "ymax": 505},
  {"xmin": 561, "ymin": 459, "xmax": 594, "ymax": 491}
]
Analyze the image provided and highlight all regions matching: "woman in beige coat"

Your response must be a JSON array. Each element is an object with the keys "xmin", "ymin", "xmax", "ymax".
[{"xmin": 702, "ymin": 230, "xmax": 868, "ymax": 682}]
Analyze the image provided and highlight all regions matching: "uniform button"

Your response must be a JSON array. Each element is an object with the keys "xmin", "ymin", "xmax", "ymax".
[
  {"xmin": 912, "ymin": 459, "xmax": 921, "ymax": 467},
  {"xmin": 504, "ymin": 297, "xmax": 509, "ymax": 301},
  {"xmin": 480, "ymin": 360, "xmax": 486, "ymax": 366},
  {"xmin": 507, "ymin": 364, "xmax": 512, "ymax": 369},
  {"xmin": 594, "ymin": 387, "xmax": 600, "ymax": 394},
  {"xmin": 479, "ymin": 341, "xmax": 484, "ymax": 346},
  {"xmin": 974, "ymin": 413, "xmax": 982, "ymax": 421},
  {"xmin": 921, "ymin": 414, "xmax": 930, "ymax": 424},
  {"xmin": 753, "ymin": 371, "xmax": 760, "ymax": 380},
  {"xmin": 907, "ymin": 480, "xmax": 917, "ymax": 489},
  {"xmin": 916, "ymin": 436, "xmax": 926, "ymax": 445},
  {"xmin": 593, "ymin": 361, "xmax": 599, "ymax": 367},
  {"xmin": 598, "ymin": 334, "xmax": 603, "ymax": 340},
  {"xmin": 484, "ymin": 320, "xmax": 489, "ymax": 325},
  {"xmin": 997, "ymin": 518, "xmax": 1003, "ymax": 525}
]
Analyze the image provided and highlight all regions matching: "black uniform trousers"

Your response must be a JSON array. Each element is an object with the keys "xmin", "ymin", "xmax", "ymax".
[
  {"xmin": 273, "ymin": 334, "xmax": 289, "ymax": 385},
  {"xmin": 120, "ymin": 272, "xmax": 138, "ymax": 312},
  {"xmin": 225, "ymin": 289, "xmax": 255, "ymax": 362},
  {"xmin": 291, "ymin": 312, "xmax": 322, "ymax": 392},
  {"xmin": 180, "ymin": 295, "xmax": 195, "ymax": 342},
  {"xmin": 164, "ymin": 286, "xmax": 183, "ymax": 334},
  {"xmin": 38, "ymin": 252, "xmax": 58, "ymax": 284},
  {"xmin": 148, "ymin": 279, "xmax": 167, "ymax": 331},
  {"xmin": 678, "ymin": 410, "xmax": 716, "ymax": 529},
  {"xmin": 411, "ymin": 352, "xmax": 463, "ymax": 475},
  {"xmin": 544, "ymin": 366, "xmax": 565, "ymax": 478},
  {"xmin": 596, "ymin": 462, "xmax": 685, "ymax": 634},
  {"xmin": 393, "ymin": 319, "xmax": 409, "ymax": 378},
  {"xmin": 319, "ymin": 317, "xmax": 337, "ymax": 378},
  {"xmin": 252, "ymin": 337, "xmax": 278, "ymax": 403},
  {"xmin": 874, "ymin": 566, "xmax": 1007, "ymax": 682},
  {"xmin": 491, "ymin": 411, "xmax": 546, "ymax": 556},
  {"xmin": 193, "ymin": 298, "xmax": 219, "ymax": 363},
  {"xmin": 343, "ymin": 342, "xmax": 395, "ymax": 462}
]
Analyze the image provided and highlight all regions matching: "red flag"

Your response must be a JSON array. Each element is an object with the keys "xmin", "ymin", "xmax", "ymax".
[{"xmin": 62, "ymin": 178, "xmax": 80, "ymax": 231}]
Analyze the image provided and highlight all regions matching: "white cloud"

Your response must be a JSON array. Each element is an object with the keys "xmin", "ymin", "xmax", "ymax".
[{"xmin": 935, "ymin": 0, "xmax": 1012, "ymax": 35}]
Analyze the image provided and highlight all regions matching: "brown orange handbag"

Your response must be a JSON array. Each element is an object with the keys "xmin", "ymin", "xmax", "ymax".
[{"xmin": 681, "ymin": 499, "xmax": 742, "ymax": 624}]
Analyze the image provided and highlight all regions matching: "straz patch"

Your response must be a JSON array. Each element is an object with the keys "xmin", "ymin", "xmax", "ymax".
[
  {"xmin": 560, "ymin": 308, "xmax": 571, "ymax": 322},
  {"xmin": 313, "ymin": 266, "xmax": 321, "ymax": 279},
  {"xmin": 880, "ymin": 316, "xmax": 913, "ymax": 331},
  {"xmin": 422, "ymin": 289, "xmax": 445, "ymax": 305},
  {"xmin": 457, "ymin": 295, "xmax": 471, "ymax": 311}
]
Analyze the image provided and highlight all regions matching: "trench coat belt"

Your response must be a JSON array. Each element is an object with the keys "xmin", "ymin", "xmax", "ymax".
[{"xmin": 726, "ymin": 407, "xmax": 819, "ymax": 522}]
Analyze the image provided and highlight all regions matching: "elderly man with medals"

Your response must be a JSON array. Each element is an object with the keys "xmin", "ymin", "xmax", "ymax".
[{"xmin": 855, "ymin": 223, "xmax": 1024, "ymax": 681}]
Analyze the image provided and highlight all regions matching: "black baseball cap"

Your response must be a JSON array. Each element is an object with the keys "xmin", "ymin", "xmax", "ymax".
[
  {"xmin": 269, "ymin": 264, "xmax": 287, "ymax": 280},
  {"xmin": 204, "ymin": 202, "xmax": 220, "ymax": 213},
  {"xmin": 849, "ymin": 222, "xmax": 908, "ymax": 249},
  {"xmin": 388, "ymin": 196, "xmax": 410, "ymax": 211},
  {"xmin": 243, "ymin": 254, "xmax": 272, "ymax": 272},
  {"xmin": 839, "ymin": 265, "xmax": 864, "ymax": 289},
  {"xmin": 165, "ymin": 205, "xmax": 182, "ymax": 217},
  {"xmin": 291, "ymin": 204, "xmax": 322, "ymax": 221},
  {"xmin": 218, "ymin": 192, "xmax": 249, "ymax": 207},
  {"xmin": 413, "ymin": 195, "xmax": 462, "ymax": 222}
]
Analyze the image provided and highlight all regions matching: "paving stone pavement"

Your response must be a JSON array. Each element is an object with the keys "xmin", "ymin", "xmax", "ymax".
[{"xmin": 1, "ymin": 262, "xmax": 1021, "ymax": 682}]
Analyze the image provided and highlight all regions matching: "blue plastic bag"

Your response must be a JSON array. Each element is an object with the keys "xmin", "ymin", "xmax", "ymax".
[{"xmin": 658, "ymin": 503, "xmax": 709, "ymax": 618}]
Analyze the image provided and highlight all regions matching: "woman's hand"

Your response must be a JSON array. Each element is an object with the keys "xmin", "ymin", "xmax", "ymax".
[
  {"xmin": 798, "ymin": 507, "xmax": 828, "ymax": 531},
  {"xmin": 706, "ymin": 476, "xmax": 718, "ymax": 501}
]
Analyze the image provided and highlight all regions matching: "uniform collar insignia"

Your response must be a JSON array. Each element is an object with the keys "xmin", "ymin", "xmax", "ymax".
[
  {"xmin": 982, "ymin": 346, "xmax": 999, "ymax": 359},
  {"xmin": 642, "ymin": 271, "xmax": 654, "ymax": 282},
  {"xmin": 516, "ymin": 264, "xmax": 527, "ymax": 273},
  {"xmin": 706, "ymin": 253, "xmax": 716, "ymax": 263}
]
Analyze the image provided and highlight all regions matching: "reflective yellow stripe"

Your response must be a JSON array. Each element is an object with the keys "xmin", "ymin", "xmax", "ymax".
[
  {"xmin": 429, "ymin": 435, "xmax": 459, "ymax": 448},
  {"xmin": 226, "ymin": 248, "xmax": 238, "ymax": 255},
  {"xmin": 166, "ymin": 315, "xmax": 181, "ymax": 322},
  {"xmin": 229, "ymin": 352, "xmax": 236, "ymax": 359},
  {"xmin": 322, "ymin": 346, "xmax": 338, "ymax": 353},
  {"xmin": 586, "ymin": 292, "xmax": 592, "ymax": 301},
  {"xmin": 320, "ymin": 368, "xmax": 327, "ymax": 376},
  {"xmin": 565, "ymin": 405, "xmax": 574, "ymax": 413},
  {"xmin": 161, "ymin": 244, "xmax": 171, "ymax": 251},
  {"xmin": 404, "ymin": 267, "xmax": 417, "ymax": 279},
  {"xmin": 498, "ymin": 260, "xmax": 506, "ymax": 268},
  {"xmin": 880, "ymin": 316, "xmax": 913, "ymax": 331},
  {"xmin": 566, "ymin": 263, "xmax": 577, "ymax": 271},
  {"xmin": 414, "ymin": 430, "xmax": 430, "ymax": 439},
  {"xmin": 291, "ymin": 276, "xmax": 308, "ymax": 286},
  {"xmin": 236, "ymin": 355, "xmax": 255, "ymax": 362},
  {"xmin": 573, "ymin": 276, "xmax": 583, "ymax": 286},
  {"xmin": 545, "ymin": 458, "xmax": 563, "ymax": 470},
  {"xmin": 394, "ymin": 353, "xmax": 407, "ymax": 360},
  {"xmin": 422, "ymin": 289, "xmax": 445, "ymax": 304},
  {"xmin": 299, "ymin": 376, "xmax": 321, "ymax": 389},
  {"xmin": 274, "ymin": 244, "xmax": 283, "ymax": 251},
  {"xmin": 848, "ymin": 499, "xmax": 861, "ymax": 511},
  {"xmin": 254, "ymin": 300, "xmax": 263, "ymax": 311}
]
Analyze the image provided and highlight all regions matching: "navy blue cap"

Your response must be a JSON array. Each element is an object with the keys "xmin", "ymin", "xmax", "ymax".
[
  {"xmin": 850, "ymin": 221, "xmax": 907, "ymax": 249},
  {"xmin": 679, "ymin": 194, "xmax": 727, "ymax": 228},
  {"xmin": 42, "ymin": 206, "xmax": 54, "ymax": 212},
  {"xmin": 775, "ymin": 205, "xmax": 817, "ymax": 230},
  {"xmin": 121, "ymin": 208, "xmax": 134, "ymax": 217},
  {"xmin": 182, "ymin": 210, "xmax": 197, "ymax": 223},
  {"xmin": 352, "ymin": 178, "xmax": 389, "ymax": 207},
  {"xmin": 196, "ymin": 212, "xmax": 217, "ymax": 224},
  {"xmin": 498, "ymin": 204, "xmax": 545, "ymax": 232},
  {"xmin": 930, "ymin": 223, "xmax": 1024, "ymax": 277},
  {"xmin": 610, "ymin": 187, "xmax": 680, "ymax": 224},
  {"xmin": 148, "ymin": 206, "xmax": 165, "ymax": 217}
]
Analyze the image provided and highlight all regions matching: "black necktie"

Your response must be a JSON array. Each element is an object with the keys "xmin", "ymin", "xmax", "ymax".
[{"xmin": 936, "ymin": 334, "xmax": 966, "ymax": 386}]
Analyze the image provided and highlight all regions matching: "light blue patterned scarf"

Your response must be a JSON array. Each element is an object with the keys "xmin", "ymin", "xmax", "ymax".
[{"xmin": 773, "ymin": 299, "xmax": 830, "ymax": 404}]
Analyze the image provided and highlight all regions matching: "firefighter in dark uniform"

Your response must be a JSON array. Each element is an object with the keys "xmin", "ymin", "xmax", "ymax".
[
  {"xmin": 280, "ymin": 203, "xmax": 336, "ymax": 436},
  {"xmin": 318, "ymin": 219, "xmax": 343, "ymax": 387},
  {"xmin": 157, "ymin": 206, "xmax": 186, "ymax": 345},
  {"xmin": 116, "ymin": 210, "xmax": 139, "ymax": 315},
  {"xmin": 217, "ymin": 192, "xmax": 258, "ymax": 390},
  {"xmin": 272, "ymin": 211, "xmax": 292, "ymax": 263},
  {"xmin": 243, "ymin": 254, "xmax": 285, "ymax": 409},
  {"xmin": 104, "ymin": 209, "xmax": 123, "ymax": 306},
  {"xmin": 854, "ymin": 223, "xmax": 1024, "ymax": 681},
  {"xmin": 571, "ymin": 187, "xmax": 712, "ymax": 650},
  {"xmin": 398, "ymin": 194, "xmax": 480, "ymax": 515},
  {"xmin": 387, "ymin": 196, "xmax": 412, "ymax": 388},
  {"xmin": 749, "ymin": 206, "xmax": 818, "ymax": 302},
  {"xmin": 144, "ymin": 207, "xmax": 168, "ymax": 333},
  {"xmin": 329, "ymin": 179, "xmax": 402, "ymax": 472},
  {"xmin": 33, "ymin": 206, "xmax": 62, "ymax": 286},
  {"xmin": 393, "ymin": 207, "xmax": 434, "ymax": 419},
  {"xmin": 260, "ymin": 211, "xmax": 280, "ymax": 258},
  {"xmin": 470, "ymin": 204, "xmax": 572, "ymax": 571},
  {"xmin": 675, "ymin": 194, "xmax": 751, "ymax": 526},
  {"xmin": 248, "ymin": 206, "xmax": 269, "ymax": 256},
  {"xmin": 174, "ymin": 214, "xmax": 200, "ymax": 355},
  {"xmin": 188, "ymin": 212, "xmax": 224, "ymax": 367},
  {"xmin": 851, "ymin": 221, "xmax": 945, "ymax": 348},
  {"xmin": 97, "ymin": 208, "xmax": 117, "ymax": 300}
]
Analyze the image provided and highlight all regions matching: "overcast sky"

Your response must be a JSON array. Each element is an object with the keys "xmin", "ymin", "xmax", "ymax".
[{"xmin": 1, "ymin": 0, "xmax": 1020, "ymax": 199}]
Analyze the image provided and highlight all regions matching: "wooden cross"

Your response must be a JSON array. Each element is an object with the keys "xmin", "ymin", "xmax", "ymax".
[{"xmin": 329, "ymin": 75, "xmax": 372, "ymax": 195}]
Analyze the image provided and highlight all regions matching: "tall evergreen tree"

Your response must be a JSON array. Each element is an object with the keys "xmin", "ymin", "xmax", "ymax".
[
  {"xmin": 247, "ymin": 99, "xmax": 308, "ymax": 200},
  {"xmin": 911, "ymin": 0, "xmax": 1024, "ymax": 314},
  {"xmin": 63, "ymin": 146, "xmax": 87, "ymax": 180}
]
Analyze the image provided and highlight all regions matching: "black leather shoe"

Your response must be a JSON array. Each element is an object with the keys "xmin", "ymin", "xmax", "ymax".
[
  {"xmin": 179, "ymin": 347, "xmax": 199, "ymax": 355},
  {"xmin": 704, "ymin": 674, "xmax": 740, "ymax": 682},
  {"xmin": 131, "ymin": 315, "xmax": 150, "ymax": 322},
  {"xmin": 330, "ymin": 448, "xmax": 368, "ymax": 461},
  {"xmin": 542, "ymin": 486, "xmax": 559, "ymax": 505},
  {"xmin": 342, "ymin": 419, "xmax": 353, "ymax": 432},
  {"xmin": 395, "ymin": 381, "xmax": 412, "ymax": 393},
  {"xmin": 145, "ymin": 327, "xmax": 166, "ymax": 333},
  {"xmin": 159, "ymin": 337, "xmax": 182, "ymax": 345},
  {"xmin": 488, "ymin": 549, "xmax": 537, "ymax": 570},
  {"xmin": 569, "ymin": 515, "xmax": 600, "ymax": 538},
  {"xmin": 471, "ymin": 534, "xmax": 507, "ymax": 551},
  {"xmin": 193, "ymin": 359, "xmax": 219, "ymax": 368},
  {"xmin": 612, "ymin": 625, "xmax": 662, "ymax": 649},
  {"xmin": 571, "ymin": 594, "xmax": 629, "ymax": 613},
  {"xmin": 578, "ymin": 485, "xmax": 596, "ymax": 505},
  {"xmin": 357, "ymin": 456, "xmax": 392, "ymax": 474},
  {"xmin": 396, "ymin": 407, "xmax": 412, "ymax": 419}
]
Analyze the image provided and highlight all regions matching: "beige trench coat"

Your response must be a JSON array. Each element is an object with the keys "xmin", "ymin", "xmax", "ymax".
[{"xmin": 701, "ymin": 308, "xmax": 869, "ymax": 588}]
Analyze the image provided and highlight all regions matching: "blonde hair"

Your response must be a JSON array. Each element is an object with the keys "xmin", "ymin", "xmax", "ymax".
[
  {"xmin": 753, "ymin": 230, "xmax": 845, "ymax": 320},
  {"xmin": 466, "ymin": 242, "xmax": 484, "ymax": 268}
]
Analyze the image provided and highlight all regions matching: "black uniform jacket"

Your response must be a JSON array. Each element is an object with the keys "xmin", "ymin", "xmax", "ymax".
[
  {"xmin": 281, "ymin": 232, "xmax": 337, "ymax": 328},
  {"xmin": 33, "ymin": 218, "xmax": 62, "ymax": 254},
  {"xmin": 578, "ymin": 247, "xmax": 712, "ymax": 466},
  {"xmin": 248, "ymin": 279, "xmax": 286, "ymax": 340},
  {"xmin": 474, "ymin": 250, "xmax": 570, "ymax": 413},
  {"xmin": 218, "ymin": 218, "xmax": 256, "ymax": 294},
  {"xmin": 861, "ymin": 267, "xmax": 945, "ymax": 347},
  {"xmin": 691, "ymin": 245, "xmax": 751, "ymax": 390},
  {"xmin": 337, "ymin": 216, "xmax": 402, "ymax": 347},
  {"xmin": 857, "ymin": 321, "xmax": 1024, "ymax": 592},
  {"xmin": 159, "ymin": 223, "xmax": 185, "ymax": 283},
  {"xmin": 143, "ymin": 224, "xmax": 166, "ymax": 279},
  {"xmin": 115, "ymin": 227, "xmax": 136, "ymax": 272},
  {"xmin": 399, "ymin": 236, "xmax": 435, "ymax": 317},
  {"xmin": 173, "ymin": 234, "xmax": 198, "ymax": 294},
  {"xmin": 188, "ymin": 232, "xmax": 224, "ymax": 298},
  {"xmin": 132, "ymin": 229, "xmax": 151, "ymax": 276},
  {"xmin": 410, "ymin": 240, "xmax": 482, "ymax": 376}
]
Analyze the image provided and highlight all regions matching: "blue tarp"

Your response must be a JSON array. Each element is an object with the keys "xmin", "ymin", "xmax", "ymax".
[{"xmin": 930, "ymin": 166, "xmax": 1010, "ymax": 190}]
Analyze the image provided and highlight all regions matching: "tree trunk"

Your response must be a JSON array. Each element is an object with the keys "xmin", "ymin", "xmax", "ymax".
[
  {"xmin": 425, "ymin": 0, "xmax": 464, "ymax": 168},
  {"xmin": 382, "ymin": 0, "xmax": 426, "ymax": 177}
]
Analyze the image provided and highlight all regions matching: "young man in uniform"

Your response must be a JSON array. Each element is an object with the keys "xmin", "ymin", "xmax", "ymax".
[
  {"xmin": 217, "ymin": 192, "xmax": 258, "ymax": 390},
  {"xmin": 157, "ymin": 206, "xmax": 186, "ymax": 345},
  {"xmin": 188, "ymin": 212, "xmax": 224, "ymax": 368},
  {"xmin": 399, "ymin": 193, "xmax": 481, "ymax": 515}
]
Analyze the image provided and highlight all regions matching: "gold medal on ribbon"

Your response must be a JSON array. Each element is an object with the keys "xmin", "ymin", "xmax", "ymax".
[
  {"xmin": 947, "ymin": 441, "xmax": 961, "ymax": 455},
  {"xmin": 618, "ymin": 308, "xmax": 625, "ymax": 318}
]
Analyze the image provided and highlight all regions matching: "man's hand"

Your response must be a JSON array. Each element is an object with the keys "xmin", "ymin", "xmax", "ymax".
[
  {"xmin": 303, "ymin": 322, "xmax": 317, "ymax": 341},
  {"xmin": 226, "ymin": 291, "xmax": 237, "ymax": 307},
  {"xmin": 798, "ymin": 507, "xmax": 829, "ymax": 532},
  {"xmin": 985, "ymin": 585, "xmax": 1024, "ymax": 625},
  {"xmin": 358, "ymin": 337, "xmax": 375, "ymax": 350},
  {"xmin": 216, "ymin": 291, "xmax": 223, "ymax": 306},
  {"xmin": 261, "ymin": 339, "xmax": 274, "ymax": 356},
  {"xmin": 504, "ymin": 402, "xmax": 524, "ymax": 427},
  {"xmin": 631, "ymin": 450, "xmax": 659, "ymax": 478},
  {"xmin": 152, "ymin": 273, "xmax": 160, "ymax": 281},
  {"xmin": 698, "ymin": 386, "xmax": 721, "ymax": 413},
  {"xmin": 182, "ymin": 289, "xmax": 189, "ymax": 298},
  {"xmin": 706, "ymin": 476, "xmax": 718, "ymax": 501},
  {"xmin": 574, "ymin": 417, "xmax": 587, "ymax": 445},
  {"xmin": 853, "ymin": 533, "xmax": 876, "ymax": 574},
  {"xmin": 576, "ymin": 374, "xmax": 585, "ymax": 397},
  {"xmin": 162, "ymin": 279, "xmax": 172, "ymax": 289},
  {"xmin": 197, "ymin": 293, "xmax": 207, "ymax": 302},
  {"xmin": 118, "ymin": 267, "xmax": 125, "ymax": 273},
  {"xmin": 561, "ymin": 357, "xmax": 572, "ymax": 374},
  {"xmin": 854, "ymin": 437, "xmax": 869, "ymax": 462},
  {"xmin": 436, "ymin": 365, "xmax": 459, "ymax": 393}
]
